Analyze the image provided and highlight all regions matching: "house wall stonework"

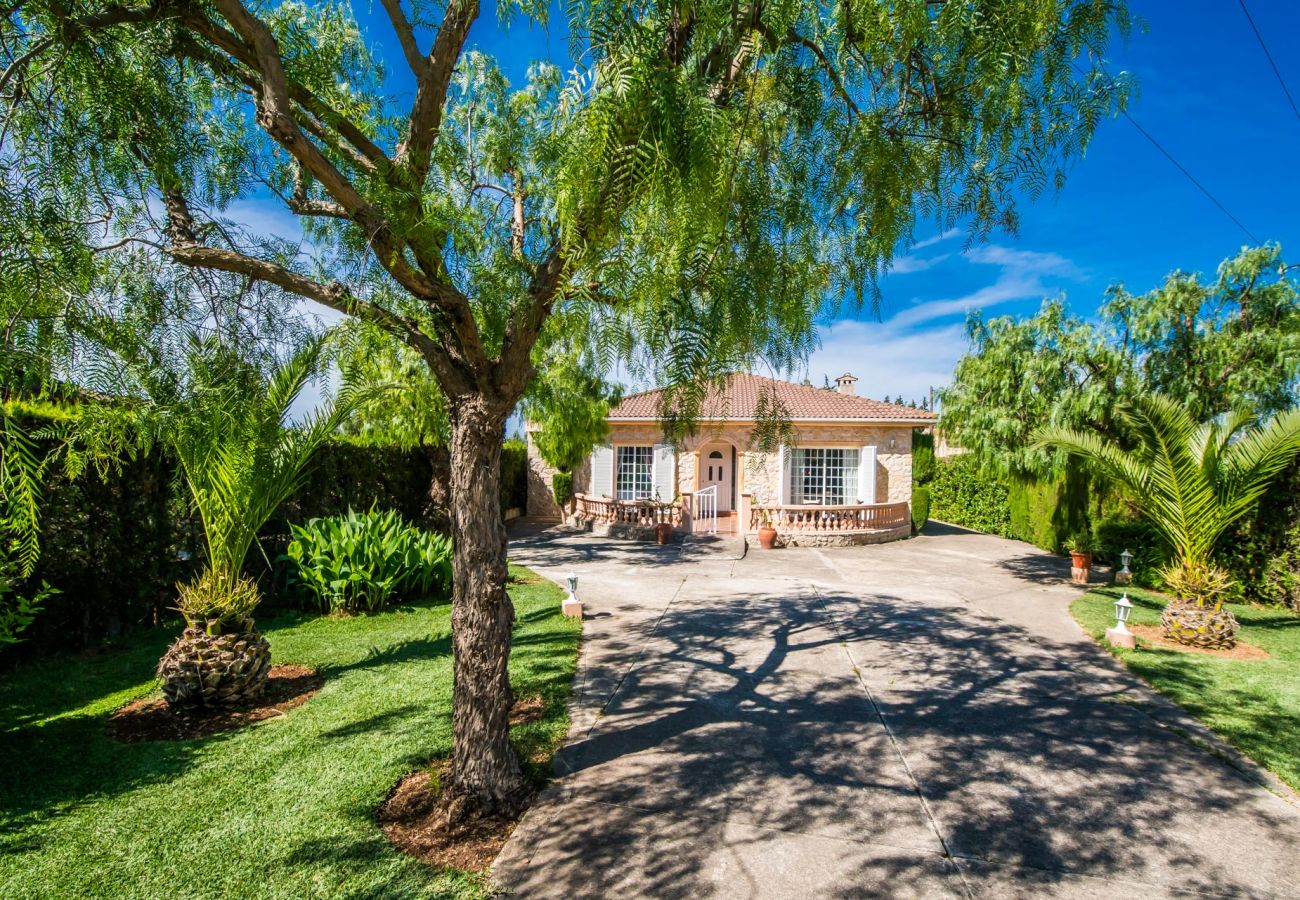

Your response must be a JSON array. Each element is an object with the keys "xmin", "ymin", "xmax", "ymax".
[
  {"xmin": 598, "ymin": 420, "xmax": 916, "ymax": 504},
  {"xmin": 524, "ymin": 428, "xmax": 590, "ymax": 520}
]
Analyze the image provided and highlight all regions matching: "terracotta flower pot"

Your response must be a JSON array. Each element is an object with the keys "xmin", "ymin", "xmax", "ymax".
[
  {"xmin": 758, "ymin": 526, "xmax": 778, "ymax": 550},
  {"xmin": 655, "ymin": 522, "xmax": 674, "ymax": 545},
  {"xmin": 1070, "ymin": 551, "xmax": 1092, "ymax": 585}
]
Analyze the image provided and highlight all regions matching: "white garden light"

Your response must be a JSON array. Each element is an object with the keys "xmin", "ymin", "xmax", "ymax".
[
  {"xmin": 1106, "ymin": 592, "xmax": 1136, "ymax": 649},
  {"xmin": 562, "ymin": 571, "xmax": 582, "ymax": 619},
  {"xmin": 1117, "ymin": 548, "xmax": 1133, "ymax": 585}
]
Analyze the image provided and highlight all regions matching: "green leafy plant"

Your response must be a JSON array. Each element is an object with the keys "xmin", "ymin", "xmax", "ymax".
[
  {"xmin": 1035, "ymin": 395, "xmax": 1300, "ymax": 647},
  {"xmin": 284, "ymin": 508, "xmax": 452, "ymax": 614},
  {"xmin": 1064, "ymin": 529, "xmax": 1098, "ymax": 555},
  {"xmin": 175, "ymin": 568, "xmax": 261, "ymax": 636},
  {"xmin": 928, "ymin": 454, "xmax": 1013, "ymax": 536},
  {"xmin": 0, "ymin": 556, "xmax": 55, "ymax": 647}
]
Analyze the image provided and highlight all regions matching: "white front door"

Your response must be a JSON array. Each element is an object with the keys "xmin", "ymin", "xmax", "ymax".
[{"xmin": 699, "ymin": 446, "xmax": 732, "ymax": 512}]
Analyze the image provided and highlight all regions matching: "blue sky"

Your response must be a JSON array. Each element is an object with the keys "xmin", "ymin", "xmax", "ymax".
[{"xmin": 285, "ymin": 1, "xmax": 1300, "ymax": 404}]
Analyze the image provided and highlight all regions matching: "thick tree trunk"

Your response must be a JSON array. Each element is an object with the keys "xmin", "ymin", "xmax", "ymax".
[
  {"xmin": 445, "ymin": 392, "xmax": 523, "ymax": 811},
  {"xmin": 421, "ymin": 442, "xmax": 452, "ymax": 532}
]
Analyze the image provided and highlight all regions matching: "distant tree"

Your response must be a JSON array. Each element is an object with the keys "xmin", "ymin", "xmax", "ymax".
[
  {"xmin": 941, "ymin": 246, "xmax": 1300, "ymax": 477},
  {"xmin": 521, "ymin": 354, "xmax": 619, "ymax": 481}
]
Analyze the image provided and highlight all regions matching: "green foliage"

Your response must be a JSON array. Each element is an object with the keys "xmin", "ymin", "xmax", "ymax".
[
  {"xmin": 1005, "ymin": 465, "xmax": 1090, "ymax": 553},
  {"xmin": 1093, "ymin": 516, "xmax": 1167, "ymax": 588},
  {"xmin": 500, "ymin": 440, "xmax": 529, "ymax": 514},
  {"xmin": 552, "ymin": 471, "xmax": 574, "ymax": 509},
  {"xmin": 331, "ymin": 322, "xmax": 449, "ymax": 450},
  {"xmin": 284, "ymin": 509, "xmax": 453, "ymax": 614},
  {"xmin": 911, "ymin": 486, "xmax": 930, "ymax": 535},
  {"xmin": 928, "ymin": 454, "xmax": 1012, "ymax": 537},
  {"xmin": 124, "ymin": 337, "xmax": 372, "ymax": 590},
  {"xmin": 523, "ymin": 355, "xmax": 618, "ymax": 473},
  {"xmin": 175, "ymin": 569, "xmax": 261, "ymax": 634},
  {"xmin": 1063, "ymin": 529, "xmax": 1098, "ymax": 555},
  {"xmin": 1034, "ymin": 395, "xmax": 1300, "ymax": 569},
  {"xmin": 0, "ymin": 415, "xmax": 47, "ymax": 578},
  {"xmin": 1219, "ymin": 461, "xmax": 1300, "ymax": 609},
  {"xmin": 912, "ymin": 431, "xmax": 936, "ymax": 486},
  {"xmin": 941, "ymin": 246, "xmax": 1300, "ymax": 476},
  {"xmin": 0, "ymin": 558, "xmax": 54, "ymax": 646}
]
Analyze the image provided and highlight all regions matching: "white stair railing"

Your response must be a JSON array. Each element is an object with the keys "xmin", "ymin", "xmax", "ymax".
[{"xmin": 694, "ymin": 485, "xmax": 718, "ymax": 535}]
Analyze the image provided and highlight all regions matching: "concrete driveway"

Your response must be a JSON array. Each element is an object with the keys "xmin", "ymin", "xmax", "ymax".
[{"xmin": 494, "ymin": 523, "xmax": 1300, "ymax": 898}]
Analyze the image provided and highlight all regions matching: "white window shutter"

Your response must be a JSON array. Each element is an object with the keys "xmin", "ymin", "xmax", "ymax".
[
  {"xmin": 858, "ymin": 445, "xmax": 877, "ymax": 503},
  {"xmin": 591, "ymin": 443, "xmax": 614, "ymax": 497},
  {"xmin": 779, "ymin": 444, "xmax": 791, "ymax": 505},
  {"xmin": 651, "ymin": 444, "xmax": 676, "ymax": 501}
]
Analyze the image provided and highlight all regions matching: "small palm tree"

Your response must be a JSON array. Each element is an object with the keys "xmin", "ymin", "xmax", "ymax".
[
  {"xmin": 142, "ymin": 336, "xmax": 369, "ymax": 705},
  {"xmin": 1034, "ymin": 395, "xmax": 1300, "ymax": 648}
]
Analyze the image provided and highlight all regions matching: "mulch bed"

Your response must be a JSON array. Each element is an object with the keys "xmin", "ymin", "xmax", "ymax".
[
  {"xmin": 1131, "ymin": 625, "xmax": 1270, "ymax": 660},
  {"xmin": 379, "ymin": 696, "xmax": 547, "ymax": 872},
  {"xmin": 108, "ymin": 664, "xmax": 323, "ymax": 743}
]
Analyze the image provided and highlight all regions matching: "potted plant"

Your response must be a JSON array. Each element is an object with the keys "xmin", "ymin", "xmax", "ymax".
[
  {"xmin": 757, "ymin": 509, "xmax": 778, "ymax": 550},
  {"xmin": 655, "ymin": 520, "xmax": 674, "ymax": 544},
  {"xmin": 1065, "ymin": 530, "xmax": 1096, "ymax": 585}
]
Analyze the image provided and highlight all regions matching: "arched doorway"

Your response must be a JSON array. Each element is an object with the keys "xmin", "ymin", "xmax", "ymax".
[{"xmin": 696, "ymin": 442, "xmax": 734, "ymax": 512}]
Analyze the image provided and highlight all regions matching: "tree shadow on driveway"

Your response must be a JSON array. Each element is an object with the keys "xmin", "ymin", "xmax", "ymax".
[{"xmin": 498, "ymin": 579, "xmax": 1300, "ymax": 898}]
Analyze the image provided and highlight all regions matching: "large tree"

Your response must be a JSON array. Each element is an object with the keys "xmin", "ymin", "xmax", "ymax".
[
  {"xmin": 2, "ymin": 0, "xmax": 1131, "ymax": 810},
  {"xmin": 940, "ymin": 244, "xmax": 1300, "ymax": 476}
]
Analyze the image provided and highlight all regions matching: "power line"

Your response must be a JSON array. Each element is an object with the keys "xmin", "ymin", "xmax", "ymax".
[
  {"xmin": 1073, "ymin": 59, "xmax": 1260, "ymax": 245},
  {"xmin": 1116, "ymin": 109, "xmax": 1261, "ymax": 244},
  {"xmin": 1238, "ymin": 0, "xmax": 1300, "ymax": 122}
]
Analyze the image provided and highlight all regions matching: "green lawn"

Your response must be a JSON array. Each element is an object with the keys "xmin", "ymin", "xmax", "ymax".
[
  {"xmin": 0, "ymin": 566, "xmax": 580, "ymax": 899},
  {"xmin": 1072, "ymin": 586, "xmax": 1300, "ymax": 791}
]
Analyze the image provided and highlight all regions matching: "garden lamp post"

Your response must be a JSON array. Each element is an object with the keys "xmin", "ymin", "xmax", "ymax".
[
  {"xmin": 1106, "ymin": 592, "xmax": 1136, "ymax": 649},
  {"xmin": 1117, "ymin": 548, "xmax": 1133, "ymax": 585},
  {"xmin": 562, "ymin": 571, "xmax": 582, "ymax": 619}
]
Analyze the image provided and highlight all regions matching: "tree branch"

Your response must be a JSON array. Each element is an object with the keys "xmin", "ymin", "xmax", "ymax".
[
  {"xmin": 394, "ymin": 0, "xmax": 479, "ymax": 186},
  {"xmin": 378, "ymin": 0, "xmax": 427, "ymax": 78}
]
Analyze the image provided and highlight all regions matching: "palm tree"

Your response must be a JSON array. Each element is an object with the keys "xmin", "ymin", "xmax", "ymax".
[
  {"xmin": 1034, "ymin": 394, "xmax": 1300, "ymax": 648},
  {"xmin": 142, "ymin": 336, "xmax": 369, "ymax": 705}
]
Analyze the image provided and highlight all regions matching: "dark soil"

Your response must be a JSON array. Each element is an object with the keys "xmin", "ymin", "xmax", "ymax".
[
  {"xmin": 379, "ymin": 696, "xmax": 547, "ymax": 872},
  {"xmin": 1131, "ymin": 624, "xmax": 1271, "ymax": 660},
  {"xmin": 378, "ymin": 767, "xmax": 536, "ymax": 873},
  {"xmin": 108, "ymin": 664, "xmax": 323, "ymax": 742}
]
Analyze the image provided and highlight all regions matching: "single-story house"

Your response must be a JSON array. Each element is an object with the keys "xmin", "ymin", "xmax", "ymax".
[{"xmin": 526, "ymin": 372, "xmax": 937, "ymax": 545}]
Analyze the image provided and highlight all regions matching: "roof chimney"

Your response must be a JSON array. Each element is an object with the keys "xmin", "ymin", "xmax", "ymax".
[{"xmin": 834, "ymin": 372, "xmax": 858, "ymax": 396}]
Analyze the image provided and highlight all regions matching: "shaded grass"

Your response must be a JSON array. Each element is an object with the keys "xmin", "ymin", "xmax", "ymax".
[
  {"xmin": 0, "ymin": 565, "xmax": 580, "ymax": 898},
  {"xmin": 1072, "ymin": 586, "xmax": 1300, "ymax": 791}
]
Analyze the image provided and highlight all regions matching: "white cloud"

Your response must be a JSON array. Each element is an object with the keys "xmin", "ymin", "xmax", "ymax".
[
  {"xmin": 799, "ymin": 319, "xmax": 969, "ymax": 403},
  {"xmin": 883, "ymin": 243, "xmax": 1079, "ymax": 329},
  {"xmin": 888, "ymin": 252, "xmax": 950, "ymax": 275},
  {"xmin": 912, "ymin": 228, "xmax": 960, "ymax": 250}
]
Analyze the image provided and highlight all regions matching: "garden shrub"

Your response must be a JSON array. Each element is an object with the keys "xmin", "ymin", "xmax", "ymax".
[
  {"xmin": 1093, "ymin": 516, "xmax": 1167, "ymax": 588},
  {"xmin": 928, "ymin": 454, "xmax": 1012, "ymax": 536},
  {"xmin": 911, "ymin": 486, "xmax": 931, "ymax": 534},
  {"xmin": 1006, "ymin": 464, "xmax": 1090, "ymax": 553},
  {"xmin": 283, "ymin": 508, "xmax": 453, "ymax": 614},
  {"xmin": 552, "ymin": 471, "xmax": 574, "ymax": 509},
  {"xmin": 1220, "ymin": 460, "xmax": 1300, "ymax": 610},
  {"xmin": 912, "ymin": 430, "xmax": 936, "ymax": 486}
]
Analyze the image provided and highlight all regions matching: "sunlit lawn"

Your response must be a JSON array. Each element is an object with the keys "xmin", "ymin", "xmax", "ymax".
[
  {"xmin": 1073, "ymin": 586, "xmax": 1300, "ymax": 792},
  {"xmin": 0, "ymin": 566, "xmax": 579, "ymax": 899}
]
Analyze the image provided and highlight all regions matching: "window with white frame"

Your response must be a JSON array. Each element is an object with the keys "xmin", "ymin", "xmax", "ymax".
[
  {"xmin": 616, "ymin": 445, "xmax": 654, "ymax": 500},
  {"xmin": 791, "ymin": 447, "xmax": 860, "ymax": 505}
]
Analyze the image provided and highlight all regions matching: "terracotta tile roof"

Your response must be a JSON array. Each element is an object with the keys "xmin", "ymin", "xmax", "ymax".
[{"xmin": 608, "ymin": 373, "xmax": 938, "ymax": 422}]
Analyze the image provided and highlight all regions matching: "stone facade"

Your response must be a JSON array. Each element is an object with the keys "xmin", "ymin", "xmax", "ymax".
[
  {"xmin": 524, "ymin": 428, "xmax": 590, "ymax": 521},
  {"xmin": 586, "ymin": 420, "xmax": 916, "ymax": 505}
]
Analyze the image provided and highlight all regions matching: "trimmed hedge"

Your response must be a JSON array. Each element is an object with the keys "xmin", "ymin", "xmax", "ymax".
[
  {"xmin": 928, "ymin": 454, "xmax": 1012, "ymax": 536},
  {"xmin": 911, "ymin": 486, "xmax": 931, "ymax": 534},
  {"xmin": 1006, "ymin": 465, "xmax": 1090, "ymax": 553}
]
